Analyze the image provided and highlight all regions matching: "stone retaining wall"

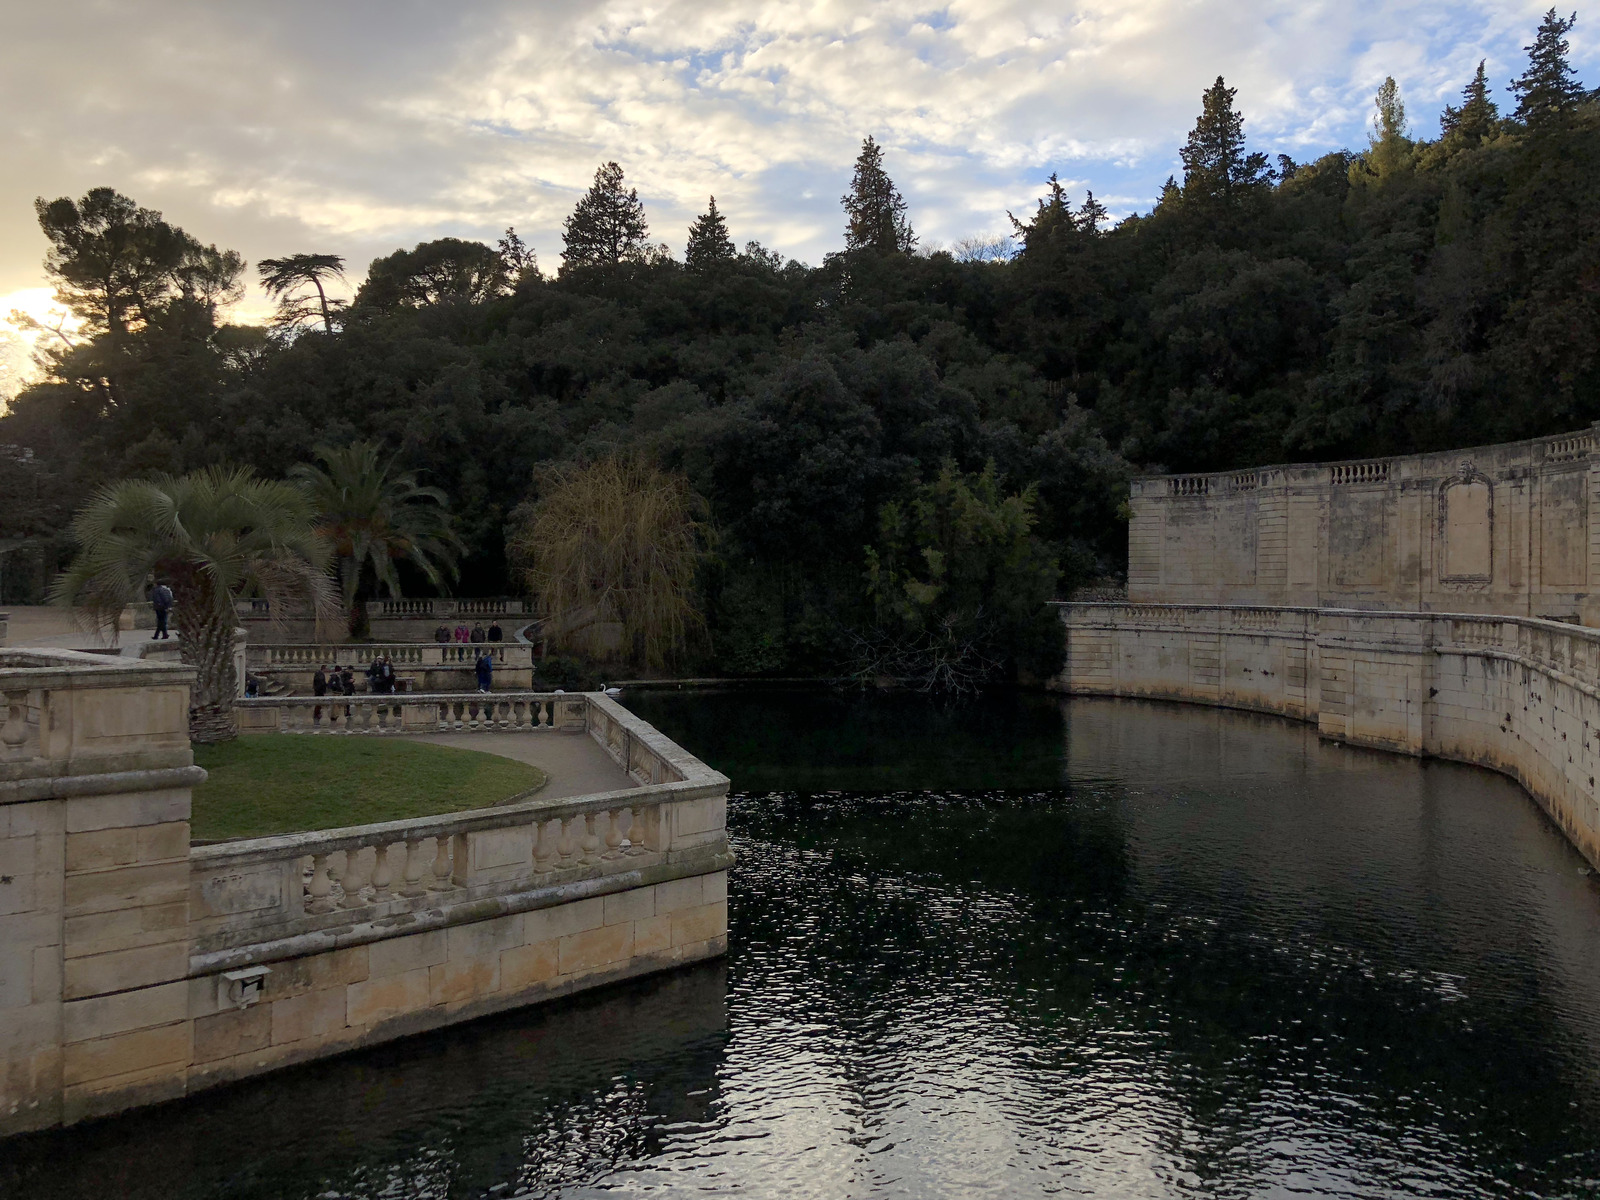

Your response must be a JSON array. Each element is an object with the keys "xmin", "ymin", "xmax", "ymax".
[
  {"xmin": 1128, "ymin": 423, "xmax": 1600, "ymax": 622},
  {"xmin": 0, "ymin": 652, "xmax": 729, "ymax": 1136},
  {"xmin": 1051, "ymin": 602, "xmax": 1600, "ymax": 872}
]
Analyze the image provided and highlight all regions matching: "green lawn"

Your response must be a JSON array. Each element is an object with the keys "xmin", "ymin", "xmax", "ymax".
[{"xmin": 190, "ymin": 736, "xmax": 547, "ymax": 841}]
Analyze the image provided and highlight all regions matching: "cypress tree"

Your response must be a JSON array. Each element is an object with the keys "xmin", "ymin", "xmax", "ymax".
[
  {"xmin": 841, "ymin": 136, "xmax": 916, "ymax": 254},
  {"xmin": 685, "ymin": 196, "xmax": 736, "ymax": 270},
  {"xmin": 1441, "ymin": 60, "xmax": 1499, "ymax": 143},
  {"xmin": 1179, "ymin": 77, "xmax": 1271, "ymax": 206},
  {"xmin": 1511, "ymin": 9, "xmax": 1585, "ymax": 129},
  {"xmin": 561, "ymin": 162, "xmax": 649, "ymax": 269}
]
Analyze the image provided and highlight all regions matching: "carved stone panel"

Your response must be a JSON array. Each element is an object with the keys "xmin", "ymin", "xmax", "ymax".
[{"xmin": 1440, "ymin": 465, "xmax": 1493, "ymax": 585}]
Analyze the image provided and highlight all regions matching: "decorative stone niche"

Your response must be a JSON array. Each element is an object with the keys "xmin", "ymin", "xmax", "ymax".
[{"xmin": 1439, "ymin": 463, "xmax": 1493, "ymax": 587}]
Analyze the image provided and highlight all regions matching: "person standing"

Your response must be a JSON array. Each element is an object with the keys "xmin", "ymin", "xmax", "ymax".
[
  {"xmin": 379, "ymin": 656, "xmax": 396, "ymax": 695},
  {"xmin": 475, "ymin": 650, "xmax": 493, "ymax": 693},
  {"xmin": 150, "ymin": 580, "xmax": 174, "ymax": 640},
  {"xmin": 312, "ymin": 663, "xmax": 328, "ymax": 724},
  {"xmin": 454, "ymin": 623, "xmax": 470, "ymax": 644},
  {"xmin": 434, "ymin": 624, "xmax": 451, "ymax": 643},
  {"xmin": 487, "ymin": 621, "xmax": 503, "ymax": 643},
  {"xmin": 470, "ymin": 622, "xmax": 487, "ymax": 644}
]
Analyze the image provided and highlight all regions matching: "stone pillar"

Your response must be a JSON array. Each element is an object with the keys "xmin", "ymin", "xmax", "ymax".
[{"xmin": 0, "ymin": 649, "xmax": 202, "ymax": 1135}]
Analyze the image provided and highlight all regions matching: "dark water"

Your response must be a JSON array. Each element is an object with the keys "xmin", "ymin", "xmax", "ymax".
[{"xmin": 6, "ymin": 691, "xmax": 1600, "ymax": 1199}]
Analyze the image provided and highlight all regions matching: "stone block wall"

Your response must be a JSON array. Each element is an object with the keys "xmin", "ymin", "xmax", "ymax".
[
  {"xmin": 1129, "ymin": 423, "xmax": 1600, "ymax": 622},
  {"xmin": 1052, "ymin": 603, "xmax": 1600, "ymax": 872},
  {"xmin": 1, "ymin": 654, "xmax": 730, "ymax": 1136}
]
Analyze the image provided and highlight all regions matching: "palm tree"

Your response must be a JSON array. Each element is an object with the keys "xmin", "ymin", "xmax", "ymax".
[
  {"xmin": 51, "ymin": 467, "xmax": 337, "ymax": 742},
  {"xmin": 258, "ymin": 253, "xmax": 346, "ymax": 333},
  {"xmin": 290, "ymin": 442, "xmax": 463, "ymax": 637}
]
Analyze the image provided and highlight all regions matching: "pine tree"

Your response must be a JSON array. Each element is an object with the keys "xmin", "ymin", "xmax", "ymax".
[
  {"xmin": 1077, "ymin": 190, "xmax": 1109, "ymax": 236},
  {"xmin": 1008, "ymin": 174, "xmax": 1073, "ymax": 253},
  {"xmin": 1179, "ymin": 77, "xmax": 1272, "ymax": 205},
  {"xmin": 841, "ymin": 136, "xmax": 916, "ymax": 254},
  {"xmin": 685, "ymin": 196, "xmax": 736, "ymax": 270},
  {"xmin": 561, "ymin": 162, "xmax": 649, "ymax": 269},
  {"xmin": 1511, "ymin": 9, "xmax": 1585, "ymax": 129},
  {"xmin": 1441, "ymin": 60, "xmax": 1500, "ymax": 143}
]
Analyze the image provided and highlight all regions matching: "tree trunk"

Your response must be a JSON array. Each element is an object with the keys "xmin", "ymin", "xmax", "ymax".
[{"xmin": 172, "ymin": 569, "xmax": 238, "ymax": 743}]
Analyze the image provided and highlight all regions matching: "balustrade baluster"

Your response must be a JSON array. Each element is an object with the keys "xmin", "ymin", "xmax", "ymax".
[
  {"xmin": 602, "ymin": 809, "xmax": 624, "ymax": 859},
  {"xmin": 534, "ymin": 818, "xmax": 559, "ymax": 870},
  {"xmin": 631, "ymin": 805, "xmax": 660, "ymax": 853},
  {"xmin": 371, "ymin": 841, "xmax": 396, "ymax": 898},
  {"xmin": 620, "ymin": 807, "xmax": 648, "ymax": 856},
  {"xmin": 306, "ymin": 853, "xmax": 334, "ymax": 913},
  {"xmin": 558, "ymin": 816, "xmax": 578, "ymax": 864},
  {"xmin": 338, "ymin": 846, "xmax": 371, "ymax": 909},
  {"xmin": 399, "ymin": 838, "xmax": 429, "ymax": 896},
  {"xmin": 579, "ymin": 813, "xmax": 601, "ymax": 865},
  {"xmin": 428, "ymin": 836, "xmax": 454, "ymax": 890}
]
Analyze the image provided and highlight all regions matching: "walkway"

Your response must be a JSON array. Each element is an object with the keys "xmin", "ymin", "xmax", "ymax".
[{"xmin": 400, "ymin": 731, "xmax": 636, "ymax": 800}]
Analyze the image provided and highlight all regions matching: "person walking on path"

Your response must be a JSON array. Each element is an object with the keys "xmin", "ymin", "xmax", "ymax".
[
  {"xmin": 150, "ymin": 580, "xmax": 174, "ymax": 640},
  {"xmin": 475, "ymin": 650, "xmax": 493, "ymax": 693}
]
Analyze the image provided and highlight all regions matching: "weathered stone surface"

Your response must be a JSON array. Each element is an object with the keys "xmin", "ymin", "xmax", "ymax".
[
  {"xmin": 1126, "ymin": 423, "xmax": 1600, "ymax": 624},
  {"xmin": 2, "ymin": 651, "xmax": 731, "ymax": 1138}
]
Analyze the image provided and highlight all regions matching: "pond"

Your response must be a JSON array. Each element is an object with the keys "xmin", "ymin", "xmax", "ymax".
[{"xmin": 5, "ymin": 690, "xmax": 1600, "ymax": 1199}]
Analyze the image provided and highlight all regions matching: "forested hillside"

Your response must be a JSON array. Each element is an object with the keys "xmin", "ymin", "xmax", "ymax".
[{"xmin": 4, "ymin": 11, "xmax": 1599, "ymax": 680}]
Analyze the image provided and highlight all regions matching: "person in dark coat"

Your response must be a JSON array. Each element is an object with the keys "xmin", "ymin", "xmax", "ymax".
[
  {"xmin": 339, "ymin": 665, "xmax": 356, "ymax": 718},
  {"xmin": 365, "ymin": 659, "xmax": 381, "ymax": 693},
  {"xmin": 379, "ymin": 656, "xmax": 396, "ymax": 694},
  {"xmin": 475, "ymin": 651, "xmax": 493, "ymax": 693},
  {"xmin": 487, "ymin": 622, "xmax": 503, "ymax": 643},
  {"xmin": 312, "ymin": 664, "xmax": 328, "ymax": 723},
  {"xmin": 470, "ymin": 622, "xmax": 487, "ymax": 644},
  {"xmin": 434, "ymin": 624, "xmax": 451, "ymax": 643},
  {"xmin": 150, "ymin": 580, "xmax": 174, "ymax": 640}
]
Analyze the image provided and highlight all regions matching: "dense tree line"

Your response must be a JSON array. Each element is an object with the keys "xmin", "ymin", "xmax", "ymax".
[{"xmin": 5, "ymin": 10, "xmax": 1600, "ymax": 682}]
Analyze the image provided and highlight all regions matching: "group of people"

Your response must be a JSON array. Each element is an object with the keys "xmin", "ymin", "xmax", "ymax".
[
  {"xmin": 433, "ymin": 621, "xmax": 502, "ymax": 644},
  {"xmin": 365, "ymin": 655, "xmax": 401, "ymax": 694}
]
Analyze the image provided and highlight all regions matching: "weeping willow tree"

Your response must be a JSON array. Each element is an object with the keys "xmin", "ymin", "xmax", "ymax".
[
  {"xmin": 50, "ymin": 467, "xmax": 338, "ymax": 742},
  {"xmin": 508, "ymin": 456, "xmax": 706, "ymax": 669}
]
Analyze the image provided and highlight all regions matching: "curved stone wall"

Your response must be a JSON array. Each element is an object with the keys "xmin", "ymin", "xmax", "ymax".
[
  {"xmin": 1051, "ymin": 602, "xmax": 1600, "ymax": 872},
  {"xmin": 1129, "ymin": 423, "xmax": 1600, "ymax": 623}
]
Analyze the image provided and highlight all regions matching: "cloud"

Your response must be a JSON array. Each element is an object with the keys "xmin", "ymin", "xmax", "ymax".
[{"xmin": 0, "ymin": 0, "xmax": 1586, "ymax": 320}]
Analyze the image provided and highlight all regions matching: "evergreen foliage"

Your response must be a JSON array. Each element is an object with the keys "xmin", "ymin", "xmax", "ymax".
[
  {"xmin": 685, "ymin": 197, "xmax": 737, "ymax": 270},
  {"xmin": 561, "ymin": 162, "xmax": 650, "ymax": 268},
  {"xmin": 1512, "ymin": 10, "xmax": 1585, "ymax": 128},
  {"xmin": 1179, "ymin": 77, "xmax": 1273, "ymax": 207},
  {"xmin": 842, "ymin": 136, "xmax": 916, "ymax": 254}
]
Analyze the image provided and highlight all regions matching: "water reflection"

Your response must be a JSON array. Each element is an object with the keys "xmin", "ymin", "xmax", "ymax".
[{"xmin": 4, "ymin": 692, "xmax": 1599, "ymax": 1199}]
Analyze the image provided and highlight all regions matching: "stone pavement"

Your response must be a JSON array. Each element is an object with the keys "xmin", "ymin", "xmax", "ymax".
[{"xmin": 399, "ymin": 731, "xmax": 636, "ymax": 799}]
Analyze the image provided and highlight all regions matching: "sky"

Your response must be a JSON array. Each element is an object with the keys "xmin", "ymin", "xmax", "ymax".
[{"xmin": 0, "ymin": 0, "xmax": 1591, "ymax": 393}]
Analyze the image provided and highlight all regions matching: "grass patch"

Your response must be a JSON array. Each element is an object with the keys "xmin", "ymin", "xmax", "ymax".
[{"xmin": 190, "ymin": 736, "xmax": 547, "ymax": 841}]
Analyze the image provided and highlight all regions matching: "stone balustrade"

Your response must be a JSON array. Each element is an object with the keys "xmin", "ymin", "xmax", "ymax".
[
  {"xmin": 244, "ymin": 643, "xmax": 531, "ymax": 672},
  {"xmin": 1052, "ymin": 601, "xmax": 1600, "ymax": 871},
  {"xmin": 234, "ymin": 597, "xmax": 527, "ymax": 621},
  {"xmin": 190, "ymin": 773, "xmax": 720, "ymax": 966},
  {"xmin": 0, "ymin": 653, "xmax": 729, "ymax": 1136},
  {"xmin": 249, "ymin": 642, "xmax": 534, "ymax": 669},
  {"xmin": 235, "ymin": 692, "xmax": 587, "ymax": 735},
  {"xmin": 1127, "ymin": 421, "xmax": 1600, "ymax": 622}
]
